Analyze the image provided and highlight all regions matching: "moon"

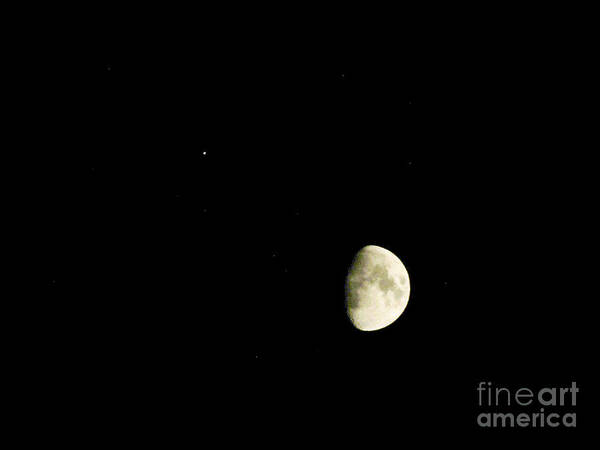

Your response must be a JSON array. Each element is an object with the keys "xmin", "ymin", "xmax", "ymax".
[{"xmin": 345, "ymin": 245, "xmax": 411, "ymax": 331}]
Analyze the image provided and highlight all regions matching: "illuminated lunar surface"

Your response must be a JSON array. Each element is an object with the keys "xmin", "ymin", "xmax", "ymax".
[{"xmin": 345, "ymin": 245, "xmax": 410, "ymax": 331}]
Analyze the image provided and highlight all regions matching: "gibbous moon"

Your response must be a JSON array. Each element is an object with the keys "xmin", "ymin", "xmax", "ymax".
[{"xmin": 345, "ymin": 245, "xmax": 410, "ymax": 331}]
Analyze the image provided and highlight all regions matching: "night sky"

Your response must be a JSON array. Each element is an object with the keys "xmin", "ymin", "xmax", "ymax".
[{"xmin": 35, "ymin": 8, "xmax": 593, "ymax": 445}]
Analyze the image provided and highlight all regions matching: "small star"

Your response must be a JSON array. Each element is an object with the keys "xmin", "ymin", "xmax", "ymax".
[
  {"xmin": 341, "ymin": 73, "xmax": 345, "ymax": 78},
  {"xmin": 202, "ymin": 151, "xmax": 207, "ymax": 156},
  {"xmin": 175, "ymin": 194, "xmax": 182, "ymax": 198},
  {"xmin": 408, "ymin": 161, "xmax": 413, "ymax": 166},
  {"xmin": 106, "ymin": 64, "xmax": 112, "ymax": 71},
  {"xmin": 202, "ymin": 208, "xmax": 208, "ymax": 213}
]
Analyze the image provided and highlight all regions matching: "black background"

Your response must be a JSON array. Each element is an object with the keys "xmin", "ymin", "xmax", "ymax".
[{"xmin": 33, "ymin": 6, "xmax": 594, "ymax": 445}]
